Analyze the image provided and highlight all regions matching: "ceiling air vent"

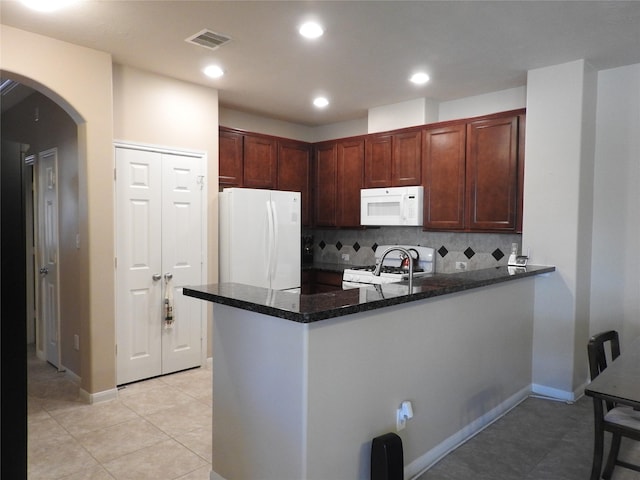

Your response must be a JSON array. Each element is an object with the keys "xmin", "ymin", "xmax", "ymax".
[{"xmin": 185, "ymin": 29, "xmax": 231, "ymax": 51}]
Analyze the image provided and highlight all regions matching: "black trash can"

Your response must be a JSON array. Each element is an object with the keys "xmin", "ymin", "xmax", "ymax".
[{"xmin": 371, "ymin": 432, "xmax": 403, "ymax": 480}]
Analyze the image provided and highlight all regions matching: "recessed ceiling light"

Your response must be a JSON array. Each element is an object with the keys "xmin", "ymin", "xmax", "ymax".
[
  {"xmin": 313, "ymin": 97, "xmax": 329, "ymax": 108},
  {"xmin": 410, "ymin": 72, "xmax": 430, "ymax": 85},
  {"xmin": 204, "ymin": 65, "xmax": 224, "ymax": 79},
  {"xmin": 22, "ymin": 0, "xmax": 78, "ymax": 12},
  {"xmin": 299, "ymin": 22, "xmax": 324, "ymax": 39}
]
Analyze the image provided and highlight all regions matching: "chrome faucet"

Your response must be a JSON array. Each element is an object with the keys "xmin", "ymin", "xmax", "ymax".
[{"xmin": 373, "ymin": 246, "xmax": 414, "ymax": 293}]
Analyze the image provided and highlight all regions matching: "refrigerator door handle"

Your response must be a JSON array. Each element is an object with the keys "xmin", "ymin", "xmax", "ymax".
[
  {"xmin": 266, "ymin": 200, "xmax": 275, "ymax": 284},
  {"xmin": 270, "ymin": 200, "xmax": 279, "ymax": 282}
]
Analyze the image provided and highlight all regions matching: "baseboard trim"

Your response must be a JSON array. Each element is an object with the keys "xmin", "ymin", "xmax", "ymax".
[
  {"xmin": 531, "ymin": 383, "xmax": 581, "ymax": 402},
  {"xmin": 406, "ymin": 385, "xmax": 531, "ymax": 480},
  {"xmin": 80, "ymin": 387, "xmax": 119, "ymax": 404},
  {"xmin": 60, "ymin": 365, "xmax": 80, "ymax": 385},
  {"xmin": 209, "ymin": 470, "xmax": 226, "ymax": 480}
]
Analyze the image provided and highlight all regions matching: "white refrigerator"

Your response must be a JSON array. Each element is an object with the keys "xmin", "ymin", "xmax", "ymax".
[{"xmin": 219, "ymin": 188, "xmax": 301, "ymax": 290}]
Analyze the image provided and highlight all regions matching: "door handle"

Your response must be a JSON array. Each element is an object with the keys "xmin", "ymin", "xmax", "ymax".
[
  {"xmin": 152, "ymin": 273, "xmax": 162, "ymax": 281},
  {"xmin": 164, "ymin": 273, "xmax": 173, "ymax": 281},
  {"xmin": 39, "ymin": 267, "xmax": 49, "ymax": 276}
]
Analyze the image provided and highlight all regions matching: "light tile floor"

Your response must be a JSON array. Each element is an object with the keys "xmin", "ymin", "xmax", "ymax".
[{"xmin": 27, "ymin": 348, "xmax": 212, "ymax": 480}]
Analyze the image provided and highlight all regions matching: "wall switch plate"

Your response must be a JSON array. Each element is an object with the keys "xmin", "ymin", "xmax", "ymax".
[{"xmin": 74, "ymin": 334, "xmax": 80, "ymax": 351}]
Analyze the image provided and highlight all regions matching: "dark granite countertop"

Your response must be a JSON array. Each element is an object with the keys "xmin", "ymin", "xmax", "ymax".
[{"xmin": 184, "ymin": 265, "xmax": 555, "ymax": 324}]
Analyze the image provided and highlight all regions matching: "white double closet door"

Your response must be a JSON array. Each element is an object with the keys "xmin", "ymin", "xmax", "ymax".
[{"xmin": 115, "ymin": 145, "xmax": 205, "ymax": 385}]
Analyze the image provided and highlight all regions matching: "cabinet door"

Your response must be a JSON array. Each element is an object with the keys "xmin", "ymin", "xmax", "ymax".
[
  {"xmin": 219, "ymin": 129, "xmax": 243, "ymax": 189},
  {"xmin": 516, "ymin": 114, "xmax": 526, "ymax": 233},
  {"xmin": 314, "ymin": 142, "xmax": 338, "ymax": 227},
  {"xmin": 466, "ymin": 115, "xmax": 518, "ymax": 231},
  {"xmin": 243, "ymin": 134, "xmax": 277, "ymax": 189},
  {"xmin": 364, "ymin": 134, "xmax": 392, "ymax": 188},
  {"xmin": 278, "ymin": 140, "xmax": 311, "ymax": 226},
  {"xmin": 422, "ymin": 124, "xmax": 466, "ymax": 230},
  {"xmin": 392, "ymin": 130, "xmax": 422, "ymax": 186},
  {"xmin": 337, "ymin": 139, "xmax": 364, "ymax": 227}
]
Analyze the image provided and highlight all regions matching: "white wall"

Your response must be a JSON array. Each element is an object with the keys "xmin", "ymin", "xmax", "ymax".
[
  {"xmin": 438, "ymin": 86, "xmax": 527, "ymax": 121},
  {"xmin": 368, "ymin": 97, "xmax": 439, "ymax": 133},
  {"xmin": 522, "ymin": 60, "xmax": 596, "ymax": 398},
  {"xmin": 219, "ymin": 106, "xmax": 369, "ymax": 143},
  {"xmin": 220, "ymin": 87, "xmax": 527, "ymax": 144},
  {"xmin": 1, "ymin": 25, "xmax": 115, "ymax": 395},
  {"xmin": 219, "ymin": 107, "xmax": 315, "ymax": 141},
  {"xmin": 590, "ymin": 64, "xmax": 640, "ymax": 347},
  {"xmin": 311, "ymin": 117, "xmax": 369, "ymax": 142}
]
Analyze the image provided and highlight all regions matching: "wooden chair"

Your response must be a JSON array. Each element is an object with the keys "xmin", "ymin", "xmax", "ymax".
[{"xmin": 587, "ymin": 330, "xmax": 640, "ymax": 479}]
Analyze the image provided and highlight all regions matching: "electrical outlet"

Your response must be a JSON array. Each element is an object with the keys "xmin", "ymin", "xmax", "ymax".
[
  {"xmin": 74, "ymin": 334, "xmax": 80, "ymax": 351},
  {"xmin": 341, "ymin": 253, "xmax": 350, "ymax": 261},
  {"xmin": 455, "ymin": 261, "xmax": 467, "ymax": 271},
  {"xmin": 396, "ymin": 400, "xmax": 414, "ymax": 431}
]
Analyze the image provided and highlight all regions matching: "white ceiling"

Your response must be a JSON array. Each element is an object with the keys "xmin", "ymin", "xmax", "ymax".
[{"xmin": 2, "ymin": 0, "xmax": 640, "ymax": 126}]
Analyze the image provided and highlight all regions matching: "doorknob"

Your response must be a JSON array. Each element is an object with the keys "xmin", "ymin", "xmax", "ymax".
[
  {"xmin": 39, "ymin": 267, "xmax": 49, "ymax": 275},
  {"xmin": 152, "ymin": 274, "xmax": 162, "ymax": 281},
  {"xmin": 164, "ymin": 273, "xmax": 173, "ymax": 281}
]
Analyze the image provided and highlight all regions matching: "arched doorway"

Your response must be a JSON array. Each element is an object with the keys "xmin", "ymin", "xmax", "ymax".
[{"xmin": 1, "ymin": 74, "xmax": 82, "ymax": 478}]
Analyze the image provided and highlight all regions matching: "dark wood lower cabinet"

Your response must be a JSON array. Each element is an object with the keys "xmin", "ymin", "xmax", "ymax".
[{"xmin": 302, "ymin": 269, "xmax": 343, "ymax": 294}]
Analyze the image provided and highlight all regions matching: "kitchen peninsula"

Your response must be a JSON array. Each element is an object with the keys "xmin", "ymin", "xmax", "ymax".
[{"xmin": 184, "ymin": 265, "xmax": 554, "ymax": 480}]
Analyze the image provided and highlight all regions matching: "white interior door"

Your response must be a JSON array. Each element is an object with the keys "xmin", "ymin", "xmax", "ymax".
[
  {"xmin": 37, "ymin": 148, "xmax": 60, "ymax": 368},
  {"xmin": 116, "ymin": 146, "xmax": 204, "ymax": 385},
  {"xmin": 116, "ymin": 148, "xmax": 163, "ymax": 384},
  {"xmin": 160, "ymin": 152, "xmax": 203, "ymax": 374}
]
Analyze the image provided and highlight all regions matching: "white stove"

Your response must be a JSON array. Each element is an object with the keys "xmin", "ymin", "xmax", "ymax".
[{"xmin": 342, "ymin": 245, "xmax": 435, "ymax": 288}]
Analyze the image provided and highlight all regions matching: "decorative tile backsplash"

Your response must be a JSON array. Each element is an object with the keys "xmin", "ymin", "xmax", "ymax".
[{"xmin": 305, "ymin": 227, "xmax": 522, "ymax": 274}]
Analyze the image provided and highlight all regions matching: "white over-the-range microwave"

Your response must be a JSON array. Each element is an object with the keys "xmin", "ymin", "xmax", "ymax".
[{"xmin": 360, "ymin": 186, "xmax": 424, "ymax": 226}]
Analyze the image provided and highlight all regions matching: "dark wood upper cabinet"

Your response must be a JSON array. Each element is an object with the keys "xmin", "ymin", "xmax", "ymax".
[
  {"xmin": 392, "ymin": 130, "xmax": 422, "ymax": 186},
  {"xmin": 337, "ymin": 138, "xmax": 364, "ymax": 227},
  {"xmin": 314, "ymin": 142, "xmax": 338, "ymax": 227},
  {"xmin": 278, "ymin": 140, "xmax": 311, "ymax": 226},
  {"xmin": 422, "ymin": 123, "xmax": 466, "ymax": 230},
  {"xmin": 364, "ymin": 130, "xmax": 421, "ymax": 188},
  {"xmin": 243, "ymin": 134, "xmax": 277, "ymax": 189},
  {"xmin": 219, "ymin": 129, "xmax": 243, "ymax": 189},
  {"xmin": 364, "ymin": 134, "xmax": 392, "ymax": 188},
  {"xmin": 313, "ymin": 138, "xmax": 364, "ymax": 228},
  {"xmin": 220, "ymin": 108, "xmax": 524, "ymax": 233},
  {"xmin": 465, "ymin": 114, "xmax": 519, "ymax": 231}
]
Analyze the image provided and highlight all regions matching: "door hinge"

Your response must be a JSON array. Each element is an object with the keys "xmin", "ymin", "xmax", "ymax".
[
  {"xmin": 114, "ymin": 257, "xmax": 117, "ymax": 268},
  {"xmin": 115, "ymin": 344, "xmax": 117, "ymax": 355},
  {"xmin": 114, "ymin": 168, "xmax": 117, "ymax": 181},
  {"xmin": 197, "ymin": 175, "xmax": 205, "ymax": 190}
]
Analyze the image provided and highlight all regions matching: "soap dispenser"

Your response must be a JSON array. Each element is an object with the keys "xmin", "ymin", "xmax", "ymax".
[{"xmin": 508, "ymin": 243, "xmax": 518, "ymax": 266}]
